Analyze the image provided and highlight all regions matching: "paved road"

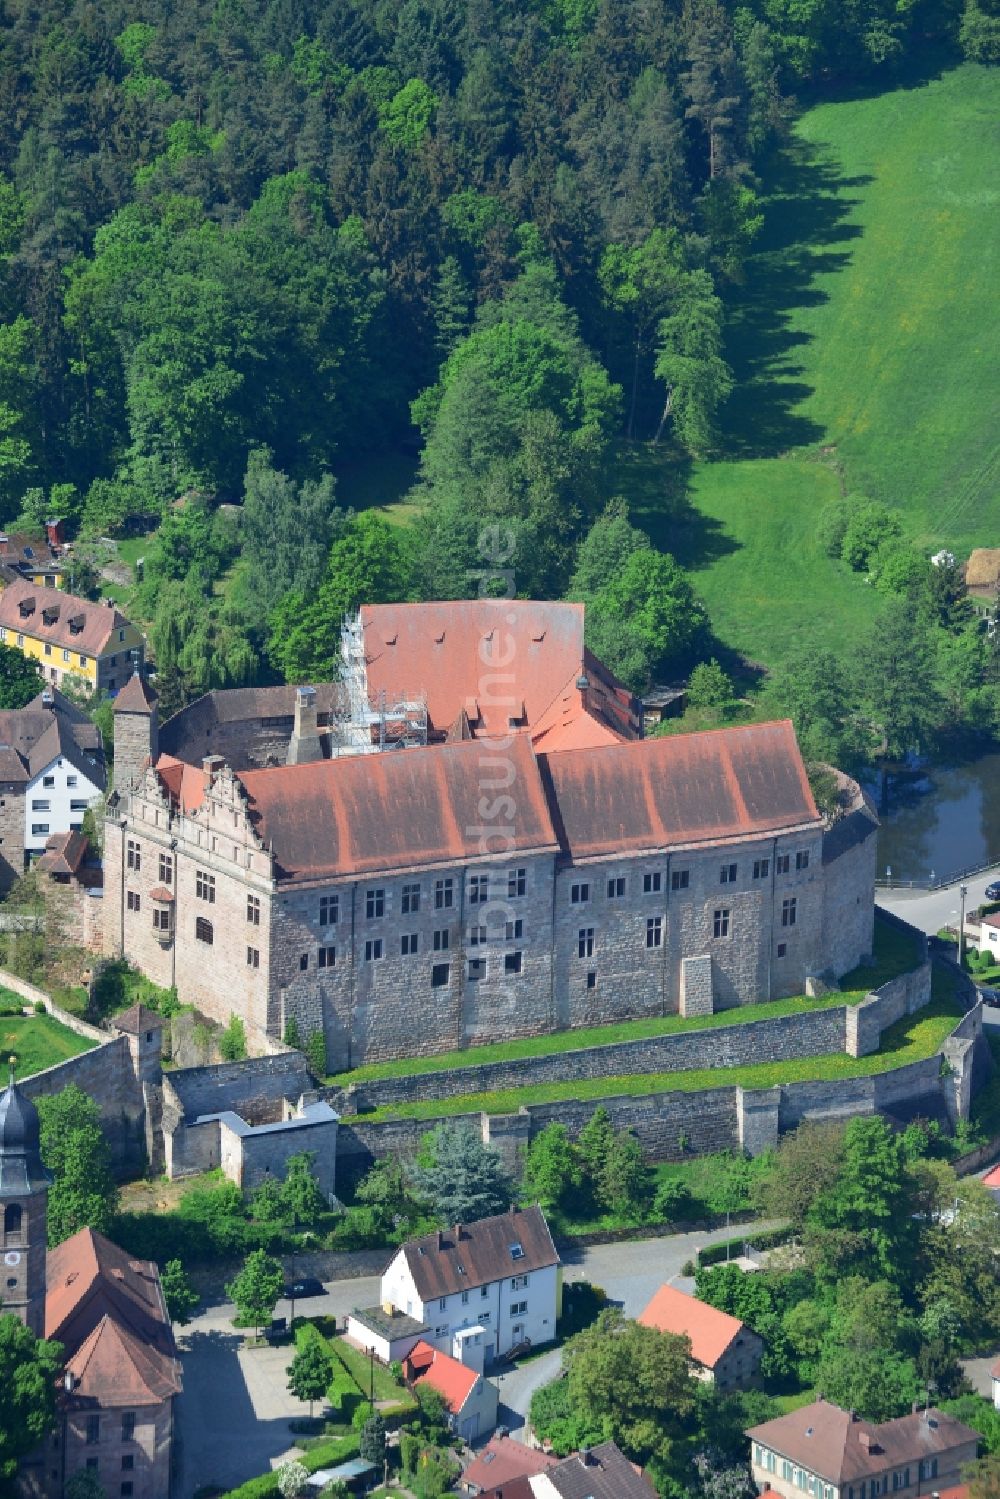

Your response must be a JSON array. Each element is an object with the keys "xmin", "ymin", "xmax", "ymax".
[
  {"xmin": 877, "ymin": 867, "xmax": 1000, "ymax": 938},
  {"xmin": 174, "ymin": 1220, "xmax": 771, "ymax": 1490}
]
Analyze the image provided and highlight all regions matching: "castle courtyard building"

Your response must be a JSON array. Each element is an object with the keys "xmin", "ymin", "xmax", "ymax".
[{"xmin": 105, "ymin": 692, "xmax": 877, "ymax": 1069}]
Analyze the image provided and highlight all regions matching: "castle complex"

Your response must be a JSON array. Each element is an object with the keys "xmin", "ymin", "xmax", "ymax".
[{"xmin": 104, "ymin": 601, "xmax": 878, "ymax": 1072}]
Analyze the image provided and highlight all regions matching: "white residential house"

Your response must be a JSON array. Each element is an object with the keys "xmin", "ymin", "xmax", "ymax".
[
  {"xmin": 979, "ymin": 913, "xmax": 1000, "ymax": 957},
  {"xmin": 403, "ymin": 1336, "xmax": 499, "ymax": 1444},
  {"xmin": 24, "ymin": 740, "xmax": 103, "ymax": 855},
  {"xmin": 378, "ymin": 1206, "xmax": 561, "ymax": 1367}
]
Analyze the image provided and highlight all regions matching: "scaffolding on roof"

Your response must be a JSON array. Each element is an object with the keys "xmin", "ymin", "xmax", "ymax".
[{"xmin": 333, "ymin": 613, "xmax": 428, "ymax": 754}]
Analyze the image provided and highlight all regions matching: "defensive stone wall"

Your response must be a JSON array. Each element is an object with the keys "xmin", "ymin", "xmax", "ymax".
[
  {"xmin": 846, "ymin": 962, "xmax": 932, "ymax": 1057},
  {"xmin": 325, "ymin": 1007, "xmax": 848, "ymax": 1114},
  {"xmin": 163, "ymin": 1052, "xmax": 312, "ymax": 1125},
  {"xmin": 19, "ymin": 1036, "xmax": 146, "ymax": 1175},
  {"xmin": 0, "ymin": 967, "xmax": 105, "ymax": 1041},
  {"xmin": 333, "ymin": 1004, "xmax": 988, "ymax": 1189}
]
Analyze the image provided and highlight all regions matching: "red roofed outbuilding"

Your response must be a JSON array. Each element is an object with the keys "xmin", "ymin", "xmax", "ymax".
[
  {"xmin": 639, "ymin": 1283, "xmax": 763, "ymax": 1389},
  {"xmin": 404, "ymin": 1338, "xmax": 499, "ymax": 1444}
]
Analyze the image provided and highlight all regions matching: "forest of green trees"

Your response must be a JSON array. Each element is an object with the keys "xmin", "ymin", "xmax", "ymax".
[{"xmin": 0, "ymin": 0, "xmax": 997, "ymax": 713}]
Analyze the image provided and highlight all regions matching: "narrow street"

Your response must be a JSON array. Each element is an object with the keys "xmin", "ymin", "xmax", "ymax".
[{"xmin": 877, "ymin": 867, "xmax": 1000, "ymax": 938}]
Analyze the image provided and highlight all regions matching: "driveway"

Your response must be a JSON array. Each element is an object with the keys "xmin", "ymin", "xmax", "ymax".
[
  {"xmin": 174, "ymin": 1220, "xmax": 774, "ymax": 1487},
  {"xmin": 877, "ymin": 870, "xmax": 1000, "ymax": 938}
]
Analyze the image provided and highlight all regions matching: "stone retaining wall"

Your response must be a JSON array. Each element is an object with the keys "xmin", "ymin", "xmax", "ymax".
[
  {"xmin": 846, "ymin": 963, "xmax": 932, "ymax": 1057},
  {"xmin": 0, "ymin": 967, "xmax": 105, "ymax": 1042},
  {"xmin": 19, "ymin": 1036, "xmax": 146, "ymax": 1175},
  {"xmin": 325, "ymin": 1007, "xmax": 848, "ymax": 1114}
]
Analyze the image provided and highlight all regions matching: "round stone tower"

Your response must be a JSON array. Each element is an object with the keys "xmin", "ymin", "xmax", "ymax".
[{"xmin": 0, "ymin": 1058, "xmax": 52, "ymax": 1336}]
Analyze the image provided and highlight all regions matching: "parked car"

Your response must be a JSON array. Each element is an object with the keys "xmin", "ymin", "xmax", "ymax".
[
  {"xmin": 283, "ymin": 1278, "xmax": 324, "ymax": 1300},
  {"xmin": 979, "ymin": 987, "xmax": 1000, "ymax": 1008},
  {"xmin": 985, "ymin": 881, "xmax": 1000, "ymax": 901}
]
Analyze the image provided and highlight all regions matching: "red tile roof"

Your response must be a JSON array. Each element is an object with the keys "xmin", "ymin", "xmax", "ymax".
[
  {"xmin": 155, "ymin": 753, "xmax": 208, "ymax": 813},
  {"xmin": 638, "ymin": 1284, "xmax": 748, "ymax": 1368},
  {"xmin": 982, "ymin": 1163, "xmax": 1000, "ymax": 1188},
  {"xmin": 45, "ymin": 1227, "xmax": 180, "ymax": 1407},
  {"xmin": 462, "ymin": 1435, "xmax": 558, "ymax": 1492},
  {"xmin": 237, "ymin": 735, "xmax": 559, "ymax": 883},
  {"xmin": 539, "ymin": 720, "xmax": 819, "ymax": 859},
  {"xmin": 114, "ymin": 672, "xmax": 157, "ymax": 713},
  {"xmin": 360, "ymin": 601, "xmax": 639, "ymax": 742},
  {"xmin": 37, "ymin": 830, "xmax": 88, "ymax": 877},
  {"xmin": 403, "ymin": 1340, "xmax": 478, "ymax": 1414},
  {"xmin": 0, "ymin": 578, "xmax": 131, "ymax": 657}
]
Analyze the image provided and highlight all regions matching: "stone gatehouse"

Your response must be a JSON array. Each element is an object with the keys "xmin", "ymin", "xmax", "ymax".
[{"xmin": 104, "ymin": 702, "xmax": 877, "ymax": 1071}]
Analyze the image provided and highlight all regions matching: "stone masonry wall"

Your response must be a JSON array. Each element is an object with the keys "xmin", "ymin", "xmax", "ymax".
[
  {"xmin": 847, "ymin": 963, "xmax": 932, "ymax": 1057},
  {"xmin": 325, "ymin": 1006, "xmax": 848, "ymax": 1113},
  {"xmin": 0, "ymin": 775, "xmax": 26, "ymax": 896},
  {"xmin": 162, "ymin": 1052, "xmax": 312, "ymax": 1125},
  {"xmin": 19, "ymin": 1036, "xmax": 145, "ymax": 1175}
]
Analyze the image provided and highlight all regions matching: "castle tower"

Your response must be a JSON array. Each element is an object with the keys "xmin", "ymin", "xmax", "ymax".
[
  {"xmin": 112, "ymin": 670, "xmax": 159, "ymax": 795},
  {"xmin": 0, "ymin": 1060, "xmax": 52, "ymax": 1337}
]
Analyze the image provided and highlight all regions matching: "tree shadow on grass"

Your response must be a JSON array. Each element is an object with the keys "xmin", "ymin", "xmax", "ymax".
[{"xmin": 720, "ymin": 137, "xmax": 874, "ymax": 459}]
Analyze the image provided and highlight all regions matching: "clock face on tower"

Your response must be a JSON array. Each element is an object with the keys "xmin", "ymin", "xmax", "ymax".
[{"xmin": 4, "ymin": 1250, "xmax": 21, "ymax": 1267}]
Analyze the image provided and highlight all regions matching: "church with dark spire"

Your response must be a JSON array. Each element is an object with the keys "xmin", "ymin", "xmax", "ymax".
[{"xmin": 0, "ymin": 1063, "xmax": 181, "ymax": 1499}]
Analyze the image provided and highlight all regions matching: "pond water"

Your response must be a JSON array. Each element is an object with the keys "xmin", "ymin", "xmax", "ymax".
[{"xmin": 874, "ymin": 749, "xmax": 1000, "ymax": 883}]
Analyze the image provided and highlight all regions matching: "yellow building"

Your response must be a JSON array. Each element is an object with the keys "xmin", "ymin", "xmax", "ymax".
[{"xmin": 0, "ymin": 579, "xmax": 144, "ymax": 695}]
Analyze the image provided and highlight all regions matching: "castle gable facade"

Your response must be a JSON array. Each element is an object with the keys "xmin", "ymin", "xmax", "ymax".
[{"xmin": 105, "ymin": 711, "xmax": 877, "ymax": 1072}]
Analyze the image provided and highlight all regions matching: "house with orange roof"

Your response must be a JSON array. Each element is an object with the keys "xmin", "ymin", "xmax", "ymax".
[
  {"xmin": 403, "ymin": 1337, "xmax": 499, "ymax": 1444},
  {"xmin": 639, "ymin": 1283, "xmax": 763, "ymax": 1389}
]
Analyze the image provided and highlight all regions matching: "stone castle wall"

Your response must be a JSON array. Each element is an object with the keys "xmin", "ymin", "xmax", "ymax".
[{"xmin": 19, "ymin": 1036, "xmax": 146, "ymax": 1175}]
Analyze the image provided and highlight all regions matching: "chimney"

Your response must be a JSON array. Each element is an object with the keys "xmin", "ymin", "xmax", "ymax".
[
  {"xmin": 580, "ymin": 1447, "xmax": 594, "ymax": 1466},
  {"xmin": 45, "ymin": 518, "xmax": 65, "ymax": 548},
  {"xmin": 859, "ymin": 1433, "xmax": 872, "ymax": 1450},
  {"xmin": 454, "ymin": 1223, "xmax": 463, "ymax": 1242},
  {"xmin": 202, "ymin": 754, "xmax": 225, "ymax": 782},
  {"xmin": 286, "ymin": 685, "xmax": 323, "ymax": 766},
  {"xmin": 437, "ymin": 1229, "xmax": 443, "ymax": 1251}
]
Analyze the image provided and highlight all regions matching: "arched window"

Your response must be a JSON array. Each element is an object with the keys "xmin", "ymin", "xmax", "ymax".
[
  {"xmin": 4, "ymin": 1203, "xmax": 22, "ymax": 1241},
  {"xmin": 195, "ymin": 917, "xmax": 214, "ymax": 945}
]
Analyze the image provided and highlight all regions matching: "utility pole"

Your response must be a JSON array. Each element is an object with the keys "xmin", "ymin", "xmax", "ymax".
[{"xmin": 959, "ymin": 884, "xmax": 969, "ymax": 969}]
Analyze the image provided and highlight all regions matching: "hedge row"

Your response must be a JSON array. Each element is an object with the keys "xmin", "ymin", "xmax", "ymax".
[
  {"xmin": 218, "ymin": 1435, "xmax": 361, "ymax": 1499},
  {"xmin": 696, "ymin": 1224, "xmax": 793, "ymax": 1267},
  {"xmin": 293, "ymin": 1321, "xmax": 364, "ymax": 1414}
]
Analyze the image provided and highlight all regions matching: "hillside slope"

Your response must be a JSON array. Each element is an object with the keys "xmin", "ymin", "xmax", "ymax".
[{"xmin": 653, "ymin": 64, "xmax": 1000, "ymax": 670}]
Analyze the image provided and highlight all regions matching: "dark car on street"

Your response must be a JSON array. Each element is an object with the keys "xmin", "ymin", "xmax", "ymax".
[
  {"xmin": 985, "ymin": 880, "xmax": 1000, "ymax": 900},
  {"xmin": 283, "ymin": 1278, "xmax": 324, "ymax": 1300}
]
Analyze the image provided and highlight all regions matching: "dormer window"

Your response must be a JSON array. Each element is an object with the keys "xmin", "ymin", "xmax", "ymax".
[
  {"xmin": 69, "ymin": 616, "xmax": 84, "ymax": 636},
  {"xmin": 18, "ymin": 599, "xmax": 34, "ymax": 618},
  {"xmin": 42, "ymin": 606, "xmax": 59, "ymax": 625},
  {"xmin": 509, "ymin": 1243, "xmax": 524, "ymax": 1261}
]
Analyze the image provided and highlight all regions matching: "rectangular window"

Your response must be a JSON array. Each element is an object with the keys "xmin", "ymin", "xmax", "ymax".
[
  {"xmin": 505, "ymin": 917, "xmax": 524, "ymax": 940},
  {"xmin": 461, "ymin": 1290, "xmax": 469, "ymax": 1304},
  {"xmin": 401, "ymin": 933, "xmax": 419, "ymax": 956},
  {"xmin": 510, "ymin": 1300, "xmax": 528, "ymax": 1317},
  {"xmin": 570, "ymin": 881, "xmax": 590, "ymax": 904},
  {"xmin": 607, "ymin": 876, "xmax": 626, "ymax": 899},
  {"xmin": 195, "ymin": 916, "xmax": 213, "ymax": 945},
  {"xmin": 319, "ymin": 894, "xmax": 338, "ymax": 926},
  {"xmin": 401, "ymin": 882, "xmax": 421, "ymax": 914},
  {"xmin": 432, "ymin": 929, "xmax": 450, "ymax": 952},
  {"xmin": 66, "ymin": 775, "xmax": 78, "ymax": 788},
  {"xmin": 467, "ymin": 957, "xmax": 486, "ymax": 982},
  {"xmin": 646, "ymin": 916, "xmax": 663, "ymax": 949},
  {"xmin": 782, "ymin": 897, "xmax": 797, "ymax": 928},
  {"xmin": 468, "ymin": 924, "xmax": 487, "ymax": 946},
  {"xmin": 127, "ymin": 838, "xmax": 141, "ymax": 871},
  {"xmin": 62, "ymin": 648, "xmax": 70, "ymax": 662},
  {"xmin": 247, "ymin": 946, "xmax": 260, "ymax": 968},
  {"xmin": 586, "ymin": 970, "xmax": 597, "ymax": 988},
  {"xmin": 468, "ymin": 873, "xmax": 489, "ymax": 905},
  {"xmin": 122, "ymin": 1456, "xmax": 134, "ymax": 1471},
  {"xmin": 159, "ymin": 853, "xmax": 173, "ymax": 884},
  {"xmin": 432, "ymin": 962, "xmax": 450, "ymax": 987},
  {"xmin": 511, "ymin": 1273, "xmax": 529, "ymax": 1289},
  {"xmin": 578, "ymin": 927, "xmax": 594, "ymax": 958},
  {"xmin": 720, "ymin": 863, "xmax": 737, "ymax": 884},
  {"xmin": 121, "ymin": 1486, "xmax": 133, "ymax": 1498},
  {"xmin": 86, "ymin": 1416, "xmax": 100, "ymax": 1445},
  {"xmin": 299, "ymin": 953, "xmax": 308, "ymax": 971},
  {"xmin": 505, "ymin": 951, "xmax": 523, "ymax": 975},
  {"xmin": 439, "ymin": 1298, "xmax": 447, "ymax": 1311},
  {"xmin": 43, "ymin": 774, "xmax": 55, "ymax": 787},
  {"xmin": 31, "ymin": 799, "xmax": 50, "ymax": 811},
  {"xmin": 643, "ymin": 871, "xmax": 662, "ymax": 893},
  {"xmin": 797, "ymin": 849, "xmax": 810, "ymax": 870},
  {"xmin": 434, "ymin": 877, "xmax": 454, "ymax": 910},
  {"xmin": 69, "ymin": 800, "xmax": 88, "ymax": 812},
  {"xmin": 79, "ymin": 654, "xmax": 86, "ymax": 667},
  {"xmin": 44, "ymin": 643, "xmax": 51, "ymax": 656},
  {"xmin": 776, "ymin": 942, "xmax": 787, "ymax": 958},
  {"xmin": 196, "ymin": 870, "xmax": 215, "ymax": 902},
  {"xmin": 753, "ymin": 858, "xmax": 770, "ymax": 879},
  {"xmin": 318, "ymin": 946, "xmax": 336, "ymax": 969},
  {"xmin": 31, "ymin": 823, "xmax": 49, "ymax": 836},
  {"xmin": 508, "ymin": 867, "xmax": 526, "ymax": 898},
  {"xmin": 776, "ymin": 853, "xmax": 790, "ymax": 874},
  {"xmin": 247, "ymin": 894, "xmax": 260, "ymax": 926},
  {"xmin": 671, "ymin": 869, "xmax": 690, "ymax": 891},
  {"xmin": 714, "ymin": 908, "xmax": 731, "ymax": 939},
  {"xmin": 16, "ymin": 633, "xmax": 23, "ymax": 647},
  {"xmin": 127, "ymin": 891, "xmax": 141, "ymax": 912},
  {"xmin": 364, "ymin": 938, "xmax": 384, "ymax": 962},
  {"xmin": 152, "ymin": 908, "xmax": 171, "ymax": 932},
  {"xmin": 366, "ymin": 888, "xmax": 385, "ymax": 919}
]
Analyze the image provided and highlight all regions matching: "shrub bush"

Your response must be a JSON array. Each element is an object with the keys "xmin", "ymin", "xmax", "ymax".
[{"xmin": 697, "ymin": 1224, "xmax": 793, "ymax": 1267}]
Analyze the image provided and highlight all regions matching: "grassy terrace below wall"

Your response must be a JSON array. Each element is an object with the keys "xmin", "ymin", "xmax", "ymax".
[
  {"xmin": 357, "ymin": 953, "xmax": 955, "ymax": 1126},
  {"xmin": 328, "ymin": 915, "xmax": 920, "ymax": 1089},
  {"xmin": 0, "ymin": 996, "xmax": 95, "ymax": 1076}
]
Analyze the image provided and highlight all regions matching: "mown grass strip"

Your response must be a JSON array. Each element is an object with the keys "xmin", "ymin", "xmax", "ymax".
[{"xmin": 354, "ymin": 992, "xmax": 960, "ymax": 1124}]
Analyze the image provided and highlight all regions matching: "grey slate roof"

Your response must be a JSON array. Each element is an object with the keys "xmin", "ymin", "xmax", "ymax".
[{"xmin": 545, "ymin": 1442, "xmax": 657, "ymax": 1498}]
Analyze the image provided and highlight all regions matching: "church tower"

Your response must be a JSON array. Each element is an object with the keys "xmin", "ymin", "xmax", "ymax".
[
  {"xmin": 112, "ymin": 669, "xmax": 159, "ymax": 795},
  {"xmin": 0, "ymin": 1059, "xmax": 51, "ymax": 1337}
]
